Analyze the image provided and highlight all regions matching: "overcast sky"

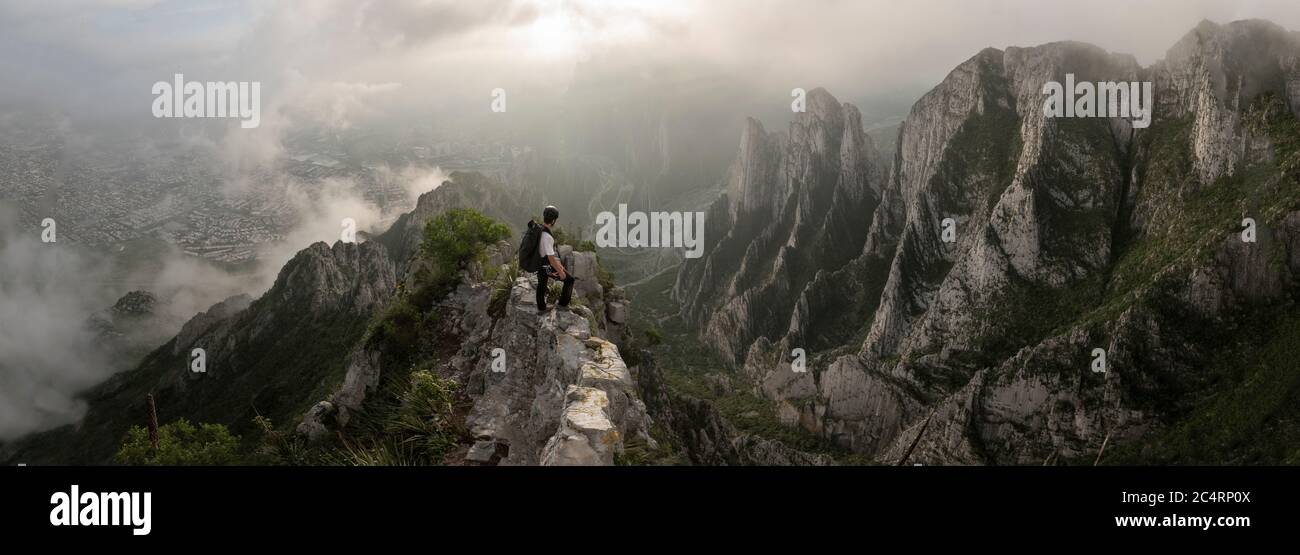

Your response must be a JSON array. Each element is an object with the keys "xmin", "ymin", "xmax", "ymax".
[{"xmin": 3, "ymin": 0, "xmax": 1299, "ymax": 137}]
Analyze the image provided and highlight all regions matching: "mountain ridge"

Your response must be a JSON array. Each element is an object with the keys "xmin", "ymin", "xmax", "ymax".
[
  {"xmin": 674, "ymin": 18, "xmax": 1300, "ymax": 464},
  {"xmin": 0, "ymin": 172, "xmax": 644, "ymax": 465}
]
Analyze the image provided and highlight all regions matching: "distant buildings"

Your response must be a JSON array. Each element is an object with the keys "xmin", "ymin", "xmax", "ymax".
[{"xmin": 1, "ymin": 119, "xmax": 528, "ymax": 267}]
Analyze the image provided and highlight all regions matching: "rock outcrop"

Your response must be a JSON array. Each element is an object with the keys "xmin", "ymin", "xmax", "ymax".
[
  {"xmin": 299, "ymin": 190, "xmax": 647, "ymax": 465},
  {"xmin": 439, "ymin": 267, "xmax": 649, "ymax": 466},
  {"xmin": 87, "ymin": 290, "xmax": 190, "ymax": 373},
  {"xmin": 378, "ymin": 171, "xmax": 532, "ymax": 264}
]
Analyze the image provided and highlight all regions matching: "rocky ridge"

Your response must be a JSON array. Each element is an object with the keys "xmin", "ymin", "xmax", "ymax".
[
  {"xmin": 1, "ymin": 172, "xmax": 646, "ymax": 466},
  {"xmin": 299, "ymin": 235, "xmax": 646, "ymax": 465},
  {"xmin": 674, "ymin": 87, "xmax": 887, "ymax": 365}
]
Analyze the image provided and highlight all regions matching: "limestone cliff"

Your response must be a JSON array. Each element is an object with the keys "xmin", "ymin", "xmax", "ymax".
[
  {"xmin": 674, "ymin": 88, "xmax": 887, "ymax": 365},
  {"xmin": 682, "ymin": 20, "xmax": 1300, "ymax": 464}
]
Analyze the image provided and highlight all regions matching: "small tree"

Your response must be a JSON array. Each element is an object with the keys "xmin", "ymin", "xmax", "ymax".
[
  {"xmin": 420, "ymin": 208, "xmax": 510, "ymax": 274},
  {"xmin": 417, "ymin": 208, "xmax": 511, "ymax": 302}
]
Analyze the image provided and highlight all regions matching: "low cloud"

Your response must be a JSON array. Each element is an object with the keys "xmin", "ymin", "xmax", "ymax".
[
  {"xmin": 0, "ymin": 164, "xmax": 446, "ymax": 441},
  {"xmin": 0, "ymin": 207, "xmax": 113, "ymax": 440},
  {"xmin": 376, "ymin": 164, "xmax": 451, "ymax": 207},
  {"xmin": 254, "ymin": 176, "xmax": 386, "ymax": 290}
]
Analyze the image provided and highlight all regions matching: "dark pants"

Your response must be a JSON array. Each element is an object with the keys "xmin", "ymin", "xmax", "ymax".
[{"xmin": 536, "ymin": 269, "xmax": 575, "ymax": 310}]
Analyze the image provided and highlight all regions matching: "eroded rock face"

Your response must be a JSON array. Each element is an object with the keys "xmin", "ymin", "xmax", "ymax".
[
  {"xmin": 326, "ymin": 346, "xmax": 384, "ymax": 428},
  {"xmin": 706, "ymin": 42, "xmax": 1140, "ymax": 462},
  {"xmin": 540, "ymin": 386, "xmax": 620, "ymax": 465},
  {"xmin": 674, "ymin": 87, "xmax": 886, "ymax": 365},
  {"xmin": 688, "ymin": 21, "xmax": 1300, "ymax": 465},
  {"xmin": 171, "ymin": 294, "xmax": 252, "ymax": 357},
  {"xmin": 560, "ymin": 246, "xmax": 603, "ymax": 299},
  {"xmin": 1154, "ymin": 19, "xmax": 1300, "ymax": 186},
  {"xmin": 295, "ymin": 215, "xmax": 641, "ymax": 465}
]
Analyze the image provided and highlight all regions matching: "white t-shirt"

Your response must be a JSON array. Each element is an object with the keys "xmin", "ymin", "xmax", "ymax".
[{"xmin": 539, "ymin": 230, "xmax": 557, "ymax": 258}]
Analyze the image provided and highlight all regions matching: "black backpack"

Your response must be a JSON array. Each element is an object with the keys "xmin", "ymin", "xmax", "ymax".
[{"xmin": 517, "ymin": 220, "xmax": 550, "ymax": 272}]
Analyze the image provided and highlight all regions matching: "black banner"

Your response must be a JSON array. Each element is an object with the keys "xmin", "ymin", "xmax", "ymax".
[{"xmin": 1, "ymin": 466, "xmax": 1287, "ymax": 544}]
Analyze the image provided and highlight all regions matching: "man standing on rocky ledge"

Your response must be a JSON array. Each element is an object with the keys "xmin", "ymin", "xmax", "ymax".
[{"xmin": 537, "ymin": 205, "xmax": 575, "ymax": 313}]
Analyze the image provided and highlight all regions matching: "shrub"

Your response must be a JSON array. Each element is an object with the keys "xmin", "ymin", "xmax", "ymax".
[
  {"xmin": 546, "ymin": 280, "xmax": 563, "ymax": 306},
  {"xmin": 250, "ymin": 416, "xmax": 319, "ymax": 466},
  {"xmin": 644, "ymin": 327, "xmax": 664, "ymax": 347},
  {"xmin": 385, "ymin": 370, "xmax": 460, "ymax": 456},
  {"xmin": 115, "ymin": 418, "xmax": 242, "ymax": 466},
  {"xmin": 419, "ymin": 208, "xmax": 511, "ymax": 299},
  {"xmin": 488, "ymin": 262, "xmax": 521, "ymax": 318},
  {"xmin": 596, "ymin": 258, "xmax": 615, "ymax": 292},
  {"xmin": 370, "ymin": 209, "xmax": 507, "ymax": 356},
  {"xmin": 341, "ymin": 370, "xmax": 463, "ymax": 466},
  {"xmin": 366, "ymin": 297, "xmax": 427, "ymax": 358}
]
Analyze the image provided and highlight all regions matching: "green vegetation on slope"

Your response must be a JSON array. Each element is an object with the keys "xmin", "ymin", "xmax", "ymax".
[
  {"xmin": 115, "ymin": 419, "xmax": 241, "ymax": 466},
  {"xmin": 331, "ymin": 369, "xmax": 466, "ymax": 466},
  {"xmin": 1106, "ymin": 306, "xmax": 1300, "ymax": 464},
  {"xmin": 250, "ymin": 368, "xmax": 466, "ymax": 466},
  {"xmin": 1092, "ymin": 92, "xmax": 1300, "ymax": 463},
  {"xmin": 625, "ymin": 264, "xmax": 866, "ymax": 464},
  {"xmin": 414, "ymin": 207, "xmax": 511, "ymax": 308},
  {"xmin": 1107, "ymin": 94, "xmax": 1300, "ymax": 305},
  {"xmin": 115, "ymin": 210, "xmax": 505, "ymax": 466},
  {"xmin": 369, "ymin": 208, "xmax": 509, "ymax": 359},
  {"xmin": 254, "ymin": 210, "xmax": 512, "ymax": 465}
]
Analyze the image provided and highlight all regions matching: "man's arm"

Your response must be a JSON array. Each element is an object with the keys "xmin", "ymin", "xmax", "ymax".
[{"xmin": 547, "ymin": 254, "xmax": 567, "ymax": 280}]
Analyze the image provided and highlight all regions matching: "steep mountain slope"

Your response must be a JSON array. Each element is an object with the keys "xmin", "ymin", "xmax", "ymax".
[
  {"xmin": 674, "ymin": 88, "xmax": 887, "ymax": 364},
  {"xmin": 680, "ymin": 19, "xmax": 1300, "ymax": 464},
  {"xmin": 0, "ymin": 239, "xmax": 393, "ymax": 464},
  {"xmin": 0, "ymin": 172, "xmax": 646, "ymax": 466}
]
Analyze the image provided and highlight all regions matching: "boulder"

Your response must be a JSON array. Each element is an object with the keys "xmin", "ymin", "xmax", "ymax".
[
  {"xmin": 296, "ymin": 401, "xmax": 336, "ymax": 440},
  {"xmin": 606, "ymin": 301, "xmax": 628, "ymax": 325}
]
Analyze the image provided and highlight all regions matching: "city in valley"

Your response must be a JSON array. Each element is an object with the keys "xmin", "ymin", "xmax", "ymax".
[{"xmin": 0, "ymin": 112, "xmax": 526, "ymax": 268}]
